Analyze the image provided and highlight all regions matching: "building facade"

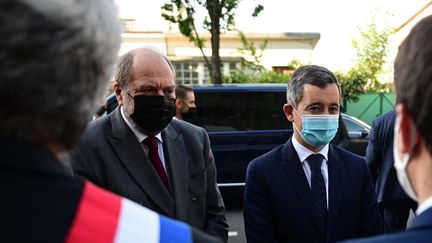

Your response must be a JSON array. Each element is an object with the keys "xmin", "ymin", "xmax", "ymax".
[{"xmin": 119, "ymin": 18, "xmax": 320, "ymax": 84}]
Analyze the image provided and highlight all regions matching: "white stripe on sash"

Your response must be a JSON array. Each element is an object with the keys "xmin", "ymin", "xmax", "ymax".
[{"xmin": 114, "ymin": 198, "xmax": 160, "ymax": 243}]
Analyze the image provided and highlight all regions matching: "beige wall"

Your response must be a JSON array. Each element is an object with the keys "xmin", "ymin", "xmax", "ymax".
[{"xmin": 120, "ymin": 31, "xmax": 319, "ymax": 69}]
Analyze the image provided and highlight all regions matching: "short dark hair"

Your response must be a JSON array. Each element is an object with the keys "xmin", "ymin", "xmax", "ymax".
[
  {"xmin": 394, "ymin": 15, "xmax": 432, "ymax": 152},
  {"xmin": 175, "ymin": 84, "xmax": 193, "ymax": 100},
  {"xmin": 286, "ymin": 65, "xmax": 340, "ymax": 107}
]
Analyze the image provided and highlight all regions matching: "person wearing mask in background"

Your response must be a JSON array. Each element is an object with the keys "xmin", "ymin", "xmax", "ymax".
[
  {"xmin": 175, "ymin": 84, "xmax": 201, "ymax": 126},
  {"xmin": 365, "ymin": 109, "xmax": 417, "ymax": 233},
  {"xmin": 342, "ymin": 14, "xmax": 432, "ymax": 243},
  {"xmin": 69, "ymin": 47, "xmax": 229, "ymax": 242},
  {"xmin": 0, "ymin": 0, "xmax": 220, "ymax": 242},
  {"xmin": 244, "ymin": 65, "xmax": 381, "ymax": 243}
]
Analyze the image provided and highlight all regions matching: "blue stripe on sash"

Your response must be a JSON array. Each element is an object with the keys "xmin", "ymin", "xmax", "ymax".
[{"xmin": 159, "ymin": 216, "xmax": 192, "ymax": 243}]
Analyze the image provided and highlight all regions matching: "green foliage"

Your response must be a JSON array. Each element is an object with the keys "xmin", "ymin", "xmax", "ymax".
[
  {"xmin": 252, "ymin": 4, "xmax": 264, "ymax": 17},
  {"xmin": 237, "ymin": 30, "xmax": 268, "ymax": 72},
  {"xmin": 336, "ymin": 69, "xmax": 368, "ymax": 108},
  {"xmin": 222, "ymin": 70, "xmax": 250, "ymax": 83},
  {"xmin": 287, "ymin": 59, "xmax": 303, "ymax": 70},
  {"xmin": 223, "ymin": 70, "xmax": 290, "ymax": 84},
  {"xmin": 339, "ymin": 15, "xmax": 394, "ymax": 104}
]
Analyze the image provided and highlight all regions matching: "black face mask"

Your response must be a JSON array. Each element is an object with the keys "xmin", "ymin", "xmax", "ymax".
[
  {"xmin": 128, "ymin": 94, "xmax": 176, "ymax": 134},
  {"xmin": 182, "ymin": 107, "xmax": 197, "ymax": 121}
]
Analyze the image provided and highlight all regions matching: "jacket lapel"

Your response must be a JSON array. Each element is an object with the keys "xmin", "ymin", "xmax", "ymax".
[
  {"xmin": 281, "ymin": 138, "xmax": 326, "ymax": 239},
  {"xmin": 162, "ymin": 125, "xmax": 189, "ymax": 221},
  {"xmin": 409, "ymin": 207, "xmax": 432, "ymax": 230},
  {"xmin": 162, "ymin": 124, "xmax": 190, "ymax": 222},
  {"xmin": 326, "ymin": 145, "xmax": 344, "ymax": 237},
  {"xmin": 108, "ymin": 108, "xmax": 174, "ymax": 216}
]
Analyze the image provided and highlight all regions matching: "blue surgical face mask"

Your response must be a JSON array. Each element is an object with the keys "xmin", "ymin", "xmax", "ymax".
[{"xmin": 293, "ymin": 108, "xmax": 339, "ymax": 147}]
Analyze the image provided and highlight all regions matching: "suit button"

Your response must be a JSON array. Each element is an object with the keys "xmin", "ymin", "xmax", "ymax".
[{"xmin": 191, "ymin": 194, "xmax": 197, "ymax": 201}]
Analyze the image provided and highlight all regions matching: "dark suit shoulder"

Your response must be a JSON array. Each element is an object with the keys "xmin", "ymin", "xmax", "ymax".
[
  {"xmin": 79, "ymin": 114, "xmax": 112, "ymax": 143},
  {"xmin": 170, "ymin": 119, "xmax": 207, "ymax": 136},
  {"xmin": 330, "ymin": 144, "xmax": 365, "ymax": 164},
  {"xmin": 248, "ymin": 143, "xmax": 286, "ymax": 171},
  {"xmin": 372, "ymin": 110, "xmax": 396, "ymax": 134}
]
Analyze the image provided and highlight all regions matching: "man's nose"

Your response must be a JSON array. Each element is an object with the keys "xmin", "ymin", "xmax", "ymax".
[{"xmin": 156, "ymin": 90, "xmax": 165, "ymax": 96}]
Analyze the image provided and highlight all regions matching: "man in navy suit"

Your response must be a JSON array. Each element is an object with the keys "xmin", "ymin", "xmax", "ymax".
[
  {"xmin": 342, "ymin": 14, "xmax": 432, "ymax": 243},
  {"xmin": 366, "ymin": 109, "xmax": 417, "ymax": 233},
  {"xmin": 244, "ymin": 65, "xmax": 381, "ymax": 242}
]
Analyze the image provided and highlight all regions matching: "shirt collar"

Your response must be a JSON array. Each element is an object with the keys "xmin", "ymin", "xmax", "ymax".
[
  {"xmin": 292, "ymin": 135, "xmax": 329, "ymax": 163},
  {"xmin": 416, "ymin": 196, "xmax": 432, "ymax": 215},
  {"xmin": 120, "ymin": 106, "xmax": 163, "ymax": 144}
]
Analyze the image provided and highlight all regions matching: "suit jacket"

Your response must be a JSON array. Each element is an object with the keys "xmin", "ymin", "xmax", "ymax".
[
  {"xmin": 0, "ymin": 139, "xmax": 221, "ymax": 243},
  {"xmin": 365, "ymin": 110, "xmax": 409, "ymax": 203},
  {"xmin": 341, "ymin": 207, "xmax": 432, "ymax": 243},
  {"xmin": 244, "ymin": 137, "xmax": 381, "ymax": 243},
  {"xmin": 69, "ymin": 108, "xmax": 228, "ymax": 241}
]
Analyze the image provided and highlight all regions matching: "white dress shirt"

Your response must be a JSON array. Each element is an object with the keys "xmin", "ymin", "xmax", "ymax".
[
  {"xmin": 416, "ymin": 196, "xmax": 432, "ymax": 216},
  {"xmin": 292, "ymin": 136, "xmax": 329, "ymax": 208},
  {"xmin": 120, "ymin": 106, "xmax": 168, "ymax": 171}
]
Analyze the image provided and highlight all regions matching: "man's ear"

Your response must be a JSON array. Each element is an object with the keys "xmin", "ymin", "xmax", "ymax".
[
  {"xmin": 175, "ymin": 99, "xmax": 183, "ymax": 109},
  {"xmin": 283, "ymin": 104, "xmax": 295, "ymax": 122},
  {"xmin": 396, "ymin": 104, "xmax": 421, "ymax": 153},
  {"xmin": 114, "ymin": 83, "xmax": 123, "ymax": 105}
]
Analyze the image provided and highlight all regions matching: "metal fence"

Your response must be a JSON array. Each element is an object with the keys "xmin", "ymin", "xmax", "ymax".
[{"xmin": 345, "ymin": 92, "xmax": 395, "ymax": 125}]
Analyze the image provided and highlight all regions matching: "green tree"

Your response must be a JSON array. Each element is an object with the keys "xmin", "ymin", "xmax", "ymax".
[
  {"xmin": 161, "ymin": 0, "xmax": 263, "ymax": 84},
  {"xmin": 339, "ymin": 15, "xmax": 394, "ymax": 105},
  {"xmin": 237, "ymin": 30, "xmax": 268, "ymax": 73},
  {"xmin": 223, "ymin": 70, "xmax": 290, "ymax": 84}
]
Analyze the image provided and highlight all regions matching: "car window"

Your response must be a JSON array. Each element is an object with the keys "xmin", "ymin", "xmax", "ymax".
[
  {"xmin": 343, "ymin": 117, "xmax": 364, "ymax": 132},
  {"xmin": 196, "ymin": 91, "xmax": 246, "ymax": 132},
  {"xmin": 246, "ymin": 91, "xmax": 291, "ymax": 130},
  {"xmin": 196, "ymin": 90, "xmax": 291, "ymax": 132}
]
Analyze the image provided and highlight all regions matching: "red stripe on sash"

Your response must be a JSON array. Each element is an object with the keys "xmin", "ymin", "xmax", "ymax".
[{"xmin": 65, "ymin": 181, "xmax": 122, "ymax": 243}]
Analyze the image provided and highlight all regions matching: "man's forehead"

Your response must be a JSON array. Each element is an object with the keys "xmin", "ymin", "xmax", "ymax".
[
  {"xmin": 132, "ymin": 49, "xmax": 174, "ymax": 77},
  {"xmin": 300, "ymin": 84, "xmax": 340, "ymax": 104}
]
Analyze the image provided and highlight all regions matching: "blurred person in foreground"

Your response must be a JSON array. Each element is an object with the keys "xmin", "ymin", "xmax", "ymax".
[
  {"xmin": 342, "ymin": 14, "xmax": 432, "ymax": 243},
  {"xmin": 175, "ymin": 84, "xmax": 200, "ymax": 125},
  {"xmin": 365, "ymin": 109, "xmax": 417, "ymax": 233},
  {"xmin": 69, "ymin": 47, "xmax": 228, "ymax": 242},
  {"xmin": 0, "ymin": 0, "xmax": 219, "ymax": 242},
  {"xmin": 244, "ymin": 65, "xmax": 381, "ymax": 243}
]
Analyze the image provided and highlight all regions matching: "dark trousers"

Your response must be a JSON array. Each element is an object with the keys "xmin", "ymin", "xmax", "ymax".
[{"xmin": 381, "ymin": 198, "xmax": 417, "ymax": 233}]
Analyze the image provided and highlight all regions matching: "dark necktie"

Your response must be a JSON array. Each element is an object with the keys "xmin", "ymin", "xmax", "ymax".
[
  {"xmin": 144, "ymin": 136, "xmax": 171, "ymax": 192},
  {"xmin": 307, "ymin": 153, "xmax": 327, "ymax": 231}
]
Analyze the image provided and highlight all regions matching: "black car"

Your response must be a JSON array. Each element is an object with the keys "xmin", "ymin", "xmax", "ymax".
[{"xmin": 104, "ymin": 84, "xmax": 370, "ymax": 199}]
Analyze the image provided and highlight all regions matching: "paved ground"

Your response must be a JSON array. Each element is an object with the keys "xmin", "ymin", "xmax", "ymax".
[{"xmin": 225, "ymin": 199, "xmax": 246, "ymax": 243}]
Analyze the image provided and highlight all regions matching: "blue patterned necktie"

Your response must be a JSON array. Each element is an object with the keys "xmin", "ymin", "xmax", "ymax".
[{"xmin": 307, "ymin": 153, "xmax": 327, "ymax": 232}]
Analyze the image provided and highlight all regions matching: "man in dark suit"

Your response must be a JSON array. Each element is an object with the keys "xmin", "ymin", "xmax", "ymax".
[
  {"xmin": 342, "ymin": 14, "xmax": 432, "ymax": 243},
  {"xmin": 70, "ymin": 47, "xmax": 228, "ymax": 242},
  {"xmin": 244, "ymin": 65, "xmax": 381, "ymax": 242},
  {"xmin": 365, "ymin": 109, "xmax": 417, "ymax": 233},
  {"xmin": 0, "ymin": 1, "xmax": 220, "ymax": 242}
]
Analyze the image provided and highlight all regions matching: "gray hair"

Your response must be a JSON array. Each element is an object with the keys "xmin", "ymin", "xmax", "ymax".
[
  {"xmin": 0, "ymin": 0, "xmax": 121, "ymax": 149},
  {"xmin": 286, "ymin": 65, "xmax": 340, "ymax": 107},
  {"xmin": 115, "ymin": 47, "xmax": 176, "ymax": 89}
]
